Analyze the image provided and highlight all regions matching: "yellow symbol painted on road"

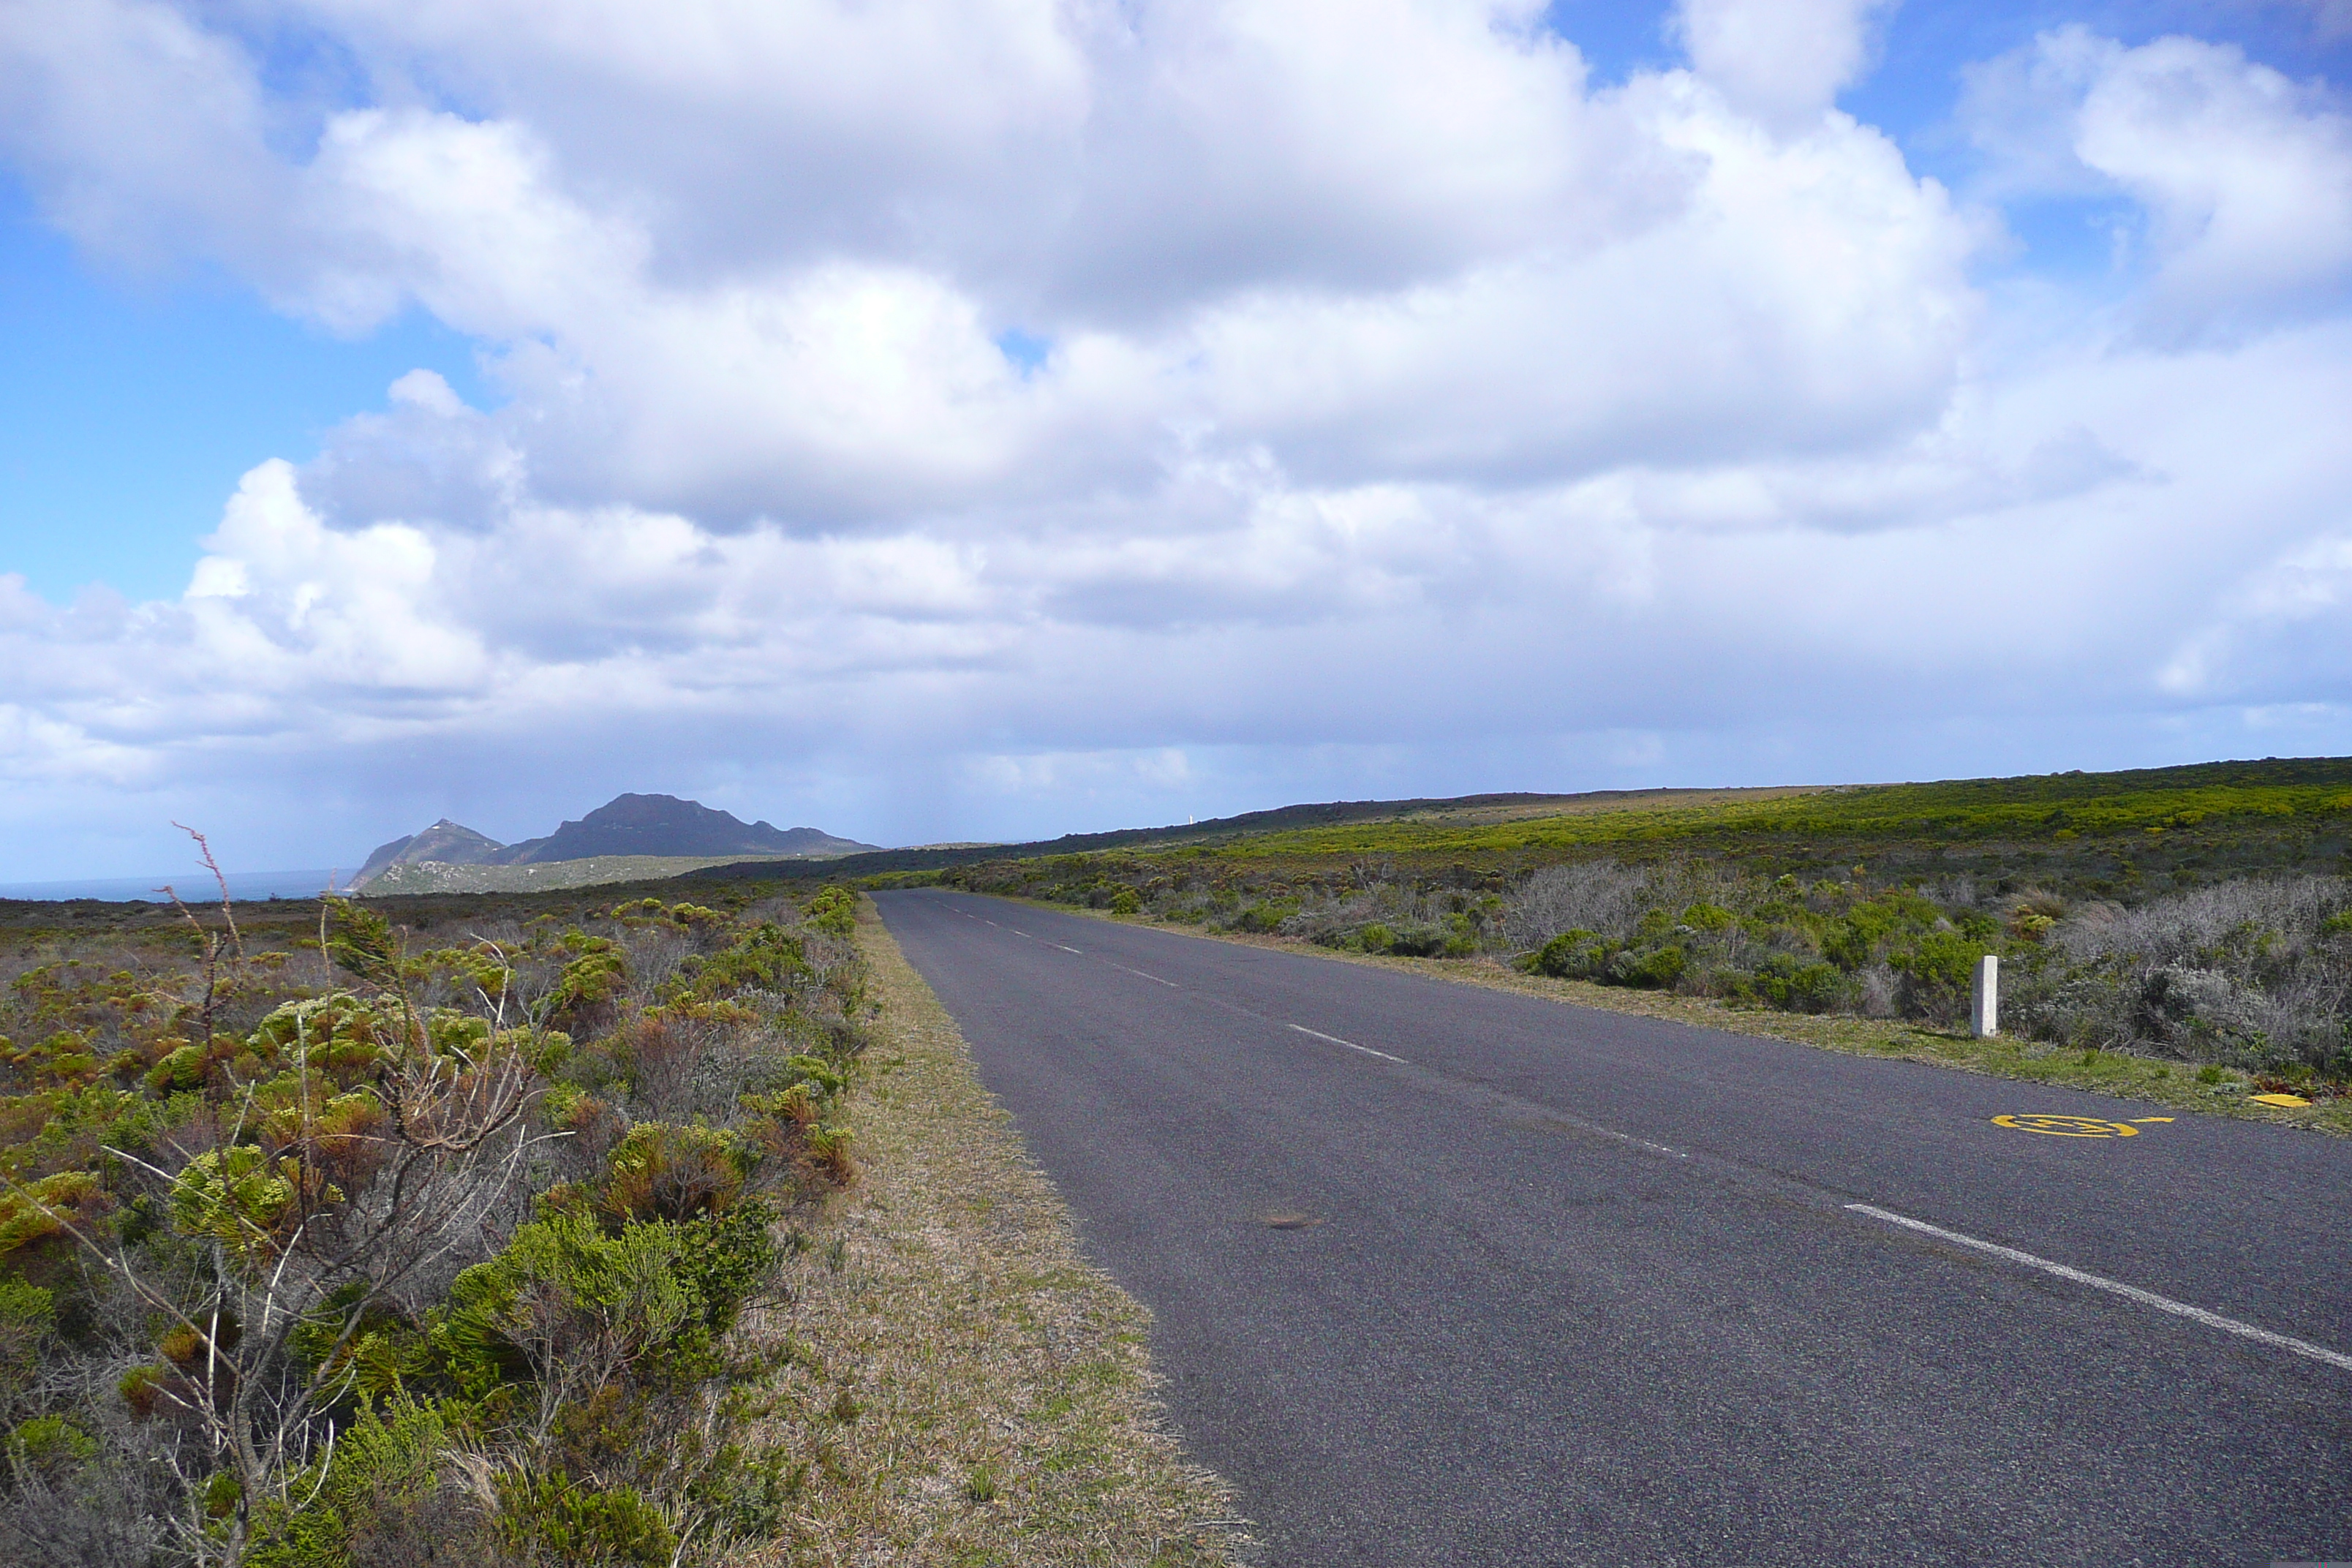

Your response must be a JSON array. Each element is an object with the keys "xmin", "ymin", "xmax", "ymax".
[
  {"xmin": 1991, "ymin": 1113, "xmax": 2141, "ymax": 1137},
  {"xmin": 2250, "ymin": 1093, "xmax": 2313, "ymax": 1108}
]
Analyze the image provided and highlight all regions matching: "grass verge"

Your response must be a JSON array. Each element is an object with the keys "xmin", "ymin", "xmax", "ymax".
[
  {"xmin": 1005, "ymin": 898, "xmax": 2352, "ymax": 1139},
  {"xmin": 739, "ymin": 897, "xmax": 1250, "ymax": 1566}
]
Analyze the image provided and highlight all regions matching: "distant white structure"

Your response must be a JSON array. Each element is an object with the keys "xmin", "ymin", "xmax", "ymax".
[{"xmin": 1971, "ymin": 954, "xmax": 1999, "ymax": 1039}]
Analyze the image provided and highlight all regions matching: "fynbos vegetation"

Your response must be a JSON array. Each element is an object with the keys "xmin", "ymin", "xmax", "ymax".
[
  {"xmin": 931, "ymin": 760, "xmax": 2352, "ymax": 1093},
  {"xmin": 0, "ymin": 867, "xmax": 872, "ymax": 1566}
]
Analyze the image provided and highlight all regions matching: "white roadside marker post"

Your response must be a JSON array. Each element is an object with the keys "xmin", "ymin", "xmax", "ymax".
[{"xmin": 1971, "ymin": 954, "xmax": 1999, "ymax": 1039}]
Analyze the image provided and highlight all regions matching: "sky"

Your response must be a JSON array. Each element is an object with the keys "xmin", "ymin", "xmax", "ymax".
[{"xmin": 3, "ymin": 0, "xmax": 2351, "ymax": 879}]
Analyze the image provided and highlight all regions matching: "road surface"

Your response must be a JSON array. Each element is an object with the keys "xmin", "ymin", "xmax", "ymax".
[{"xmin": 876, "ymin": 889, "xmax": 2352, "ymax": 1567}]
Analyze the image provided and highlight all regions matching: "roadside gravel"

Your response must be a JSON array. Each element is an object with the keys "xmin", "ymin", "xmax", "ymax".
[{"xmin": 742, "ymin": 897, "xmax": 1250, "ymax": 1567}]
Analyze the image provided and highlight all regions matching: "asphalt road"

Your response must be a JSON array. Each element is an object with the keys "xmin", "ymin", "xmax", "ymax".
[{"xmin": 875, "ymin": 889, "xmax": 2352, "ymax": 1567}]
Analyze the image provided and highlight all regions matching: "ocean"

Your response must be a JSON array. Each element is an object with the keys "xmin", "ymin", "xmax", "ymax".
[{"xmin": 0, "ymin": 870, "xmax": 346, "ymax": 904}]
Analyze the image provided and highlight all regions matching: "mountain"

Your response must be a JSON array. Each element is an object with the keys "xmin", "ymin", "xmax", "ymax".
[
  {"xmin": 496, "ymin": 794, "xmax": 874, "ymax": 863},
  {"xmin": 353, "ymin": 819, "xmax": 507, "ymax": 884},
  {"xmin": 349, "ymin": 795, "xmax": 878, "ymax": 889}
]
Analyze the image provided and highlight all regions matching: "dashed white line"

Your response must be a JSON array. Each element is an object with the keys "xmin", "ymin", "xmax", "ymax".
[
  {"xmin": 1844, "ymin": 1203, "xmax": 2352, "ymax": 1373},
  {"xmin": 1286, "ymin": 1023, "xmax": 1406, "ymax": 1064},
  {"xmin": 1054, "ymin": 944, "xmax": 1083, "ymax": 954},
  {"xmin": 1110, "ymin": 965, "xmax": 1179, "ymax": 987},
  {"xmin": 1560, "ymin": 1119, "xmax": 1688, "ymax": 1161}
]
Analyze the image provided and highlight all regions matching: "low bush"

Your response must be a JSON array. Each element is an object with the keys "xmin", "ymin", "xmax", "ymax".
[
  {"xmin": 1888, "ymin": 931, "xmax": 1980, "ymax": 1026},
  {"xmin": 0, "ymin": 878, "xmax": 870, "ymax": 1567},
  {"xmin": 1743, "ymin": 954, "xmax": 1847, "ymax": 1013},
  {"xmin": 938, "ymin": 836, "xmax": 2352, "ymax": 1077}
]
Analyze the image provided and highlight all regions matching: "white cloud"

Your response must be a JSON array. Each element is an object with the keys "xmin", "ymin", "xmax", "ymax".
[
  {"xmin": 2078, "ymin": 35, "xmax": 2352, "ymax": 338},
  {"xmin": 0, "ymin": 2, "xmax": 2348, "ymax": 869},
  {"xmin": 1673, "ymin": 0, "xmax": 1896, "ymax": 132},
  {"xmin": 1961, "ymin": 26, "xmax": 2352, "ymax": 340},
  {"xmin": 0, "ymin": 0, "xmax": 282, "ymax": 272}
]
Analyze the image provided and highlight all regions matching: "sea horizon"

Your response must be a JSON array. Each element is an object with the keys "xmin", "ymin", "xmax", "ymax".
[{"xmin": 0, "ymin": 869, "xmax": 346, "ymax": 905}]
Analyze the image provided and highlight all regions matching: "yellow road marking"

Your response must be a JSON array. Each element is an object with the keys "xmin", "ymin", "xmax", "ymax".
[
  {"xmin": 1991, "ymin": 1113, "xmax": 2141, "ymax": 1137},
  {"xmin": 2129, "ymin": 1117, "xmax": 2174, "ymax": 1123},
  {"xmin": 2250, "ymin": 1093, "xmax": 2313, "ymax": 1108}
]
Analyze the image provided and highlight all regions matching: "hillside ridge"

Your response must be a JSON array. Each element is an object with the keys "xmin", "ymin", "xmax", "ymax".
[
  {"xmin": 683, "ymin": 783, "xmax": 1829, "ymax": 882},
  {"xmin": 684, "ymin": 755, "xmax": 2352, "ymax": 885},
  {"xmin": 354, "ymin": 793, "xmax": 877, "ymax": 888}
]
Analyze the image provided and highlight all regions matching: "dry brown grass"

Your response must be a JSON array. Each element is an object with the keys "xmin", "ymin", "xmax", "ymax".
[{"xmin": 737, "ymin": 898, "xmax": 1250, "ymax": 1567}]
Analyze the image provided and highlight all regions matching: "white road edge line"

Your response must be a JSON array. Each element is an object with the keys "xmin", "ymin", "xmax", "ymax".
[
  {"xmin": 1286, "ymin": 1023, "xmax": 1407, "ymax": 1064},
  {"xmin": 1111, "ymin": 965, "xmax": 1179, "ymax": 987},
  {"xmin": 1844, "ymin": 1202, "xmax": 2352, "ymax": 1373}
]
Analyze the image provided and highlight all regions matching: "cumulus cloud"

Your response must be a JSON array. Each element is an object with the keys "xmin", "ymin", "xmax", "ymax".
[
  {"xmin": 0, "ymin": 0, "xmax": 2348, "ymax": 869},
  {"xmin": 0, "ymin": 0, "xmax": 282, "ymax": 272},
  {"xmin": 1961, "ymin": 26, "xmax": 2352, "ymax": 340},
  {"xmin": 1673, "ymin": 0, "xmax": 1896, "ymax": 131}
]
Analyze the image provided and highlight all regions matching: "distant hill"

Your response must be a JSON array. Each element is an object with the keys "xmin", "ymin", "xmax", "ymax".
[
  {"xmin": 497, "ymin": 794, "xmax": 870, "ymax": 863},
  {"xmin": 355, "ymin": 819, "xmax": 507, "ymax": 883},
  {"xmin": 355, "ymin": 854, "xmax": 832, "ymax": 898},
  {"xmin": 351, "ymin": 794, "xmax": 877, "ymax": 891},
  {"xmin": 679, "ymin": 756, "xmax": 2352, "ymax": 889},
  {"xmin": 682, "ymin": 786, "xmax": 1801, "ymax": 883}
]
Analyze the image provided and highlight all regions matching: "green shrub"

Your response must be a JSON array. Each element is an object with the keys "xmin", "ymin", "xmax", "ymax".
[
  {"xmin": 1823, "ymin": 921, "xmax": 1872, "ymax": 970},
  {"xmin": 1750, "ymin": 955, "xmax": 1846, "ymax": 1013},
  {"xmin": 248, "ymin": 1398, "xmax": 460, "ymax": 1568},
  {"xmin": 0, "ymin": 1170, "xmax": 103, "ymax": 1259},
  {"xmin": 144, "ymin": 1041, "xmax": 210, "ymax": 1093},
  {"xmin": 436, "ymin": 1202, "xmax": 777, "ymax": 1401},
  {"xmin": 0, "ymin": 872, "xmax": 867, "ymax": 1564},
  {"xmin": 805, "ymin": 886, "xmax": 857, "ymax": 938},
  {"xmin": 7, "ymin": 1413, "xmax": 96, "ymax": 1477},
  {"xmin": 0, "ymin": 1273, "xmax": 53, "ymax": 1392},
  {"xmin": 323, "ymin": 900, "xmax": 402, "ymax": 986},
  {"xmin": 1526, "ymin": 930, "xmax": 1607, "ymax": 979},
  {"xmin": 494, "ymin": 1471, "xmax": 676, "ymax": 1568},
  {"xmin": 1522, "ymin": 930, "xmax": 1684, "ymax": 987},
  {"xmin": 597, "ymin": 1123, "xmax": 761, "ymax": 1224},
  {"xmin": 551, "ymin": 938, "xmax": 628, "ymax": 1026},
  {"xmin": 1890, "ymin": 932, "xmax": 1982, "ymax": 1021},
  {"xmin": 1439, "ymin": 912, "xmax": 1479, "ymax": 957},
  {"xmin": 1607, "ymin": 945, "xmax": 1686, "ymax": 989},
  {"xmin": 679, "ymin": 923, "xmax": 809, "ymax": 1000},
  {"xmin": 1384, "ymin": 924, "xmax": 1448, "ymax": 957},
  {"xmin": 245, "ymin": 992, "xmax": 417, "ymax": 1079},
  {"xmin": 1109, "ymin": 888, "xmax": 1142, "ymax": 916}
]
